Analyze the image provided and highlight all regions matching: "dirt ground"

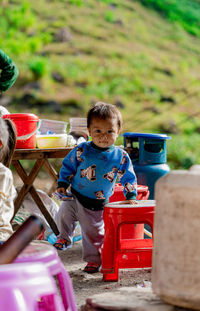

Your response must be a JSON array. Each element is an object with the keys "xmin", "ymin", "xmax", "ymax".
[{"xmin": 57, "ymin": 240, "xmax": 152, "ymax": 310}]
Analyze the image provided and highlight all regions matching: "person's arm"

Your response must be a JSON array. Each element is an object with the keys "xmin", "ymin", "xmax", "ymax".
[
  {"xmin": 57, "ymin": 146, "xmax": 79, "ymax": 190},
  {"xmin": 0, "ymin": 166, "xmax": 16, "ymax": 206},
  {"xmin": 0, "ymin": 166, "xmax": 16, "ymax": 241},
  {"xmin": 119, "ymin": 152, "xmax": 137, "ymax": 201},
  {"xmin": 0, "ymin": 49, "xmax": 18, "ymax": 93}
]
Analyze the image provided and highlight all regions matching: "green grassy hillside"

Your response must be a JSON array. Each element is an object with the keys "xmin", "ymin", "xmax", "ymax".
[{"xmin": 1, "ymin": 0, "xmax": 200, "ymax": 169}]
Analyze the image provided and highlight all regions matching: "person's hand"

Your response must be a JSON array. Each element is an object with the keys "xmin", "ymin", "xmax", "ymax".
[
  {"xmin": 57, "ymin": 187, "xmax": 66, "ymax": 195},
  {"xmin": 120, "ymin": 199, "xmax": 138, "ymax": 205},
  {"xmin": 53, "ymin": 188, "xmax": 74, "ymax": 201}
]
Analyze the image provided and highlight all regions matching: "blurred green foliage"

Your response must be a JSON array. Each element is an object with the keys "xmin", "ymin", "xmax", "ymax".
[
  {"xmin": 0, "ymin": 0, "xmax": 52, "ymax": 56},
  {"xmin": 167, "ymin": 133, "xmax": 200, "ymax": 169},
  {"xmin": 104, "ymin": 11, "xmax": 117, "ymax": 23},
  {"xmin": 28, "ymin": 57, "xmax": 49, "ymax": 79},
  {"xmin": 138, "ymin": 0, "xmax": 200, "ymax": 37}
]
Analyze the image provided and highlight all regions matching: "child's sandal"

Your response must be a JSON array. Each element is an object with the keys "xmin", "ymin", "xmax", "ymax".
[
  {"xmin": 53, "ymin": 238, "xmax": 72, "ymax": 251},
  {"xmin": 83, "ymin": 262, "xmax": 100, "ymax": 274}
]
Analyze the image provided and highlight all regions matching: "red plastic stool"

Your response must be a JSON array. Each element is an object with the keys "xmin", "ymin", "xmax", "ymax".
[
  {"xmin": 101, "ymin": 200, "xmax": 155, "ymax": 282},
  {"xmin": 109, "ymin": 184, "xmax": 150, "ymax": 239}
]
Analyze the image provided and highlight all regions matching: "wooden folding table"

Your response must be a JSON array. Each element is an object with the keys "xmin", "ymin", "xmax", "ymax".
[{"xmin": 12, "ymin": 147, "xmax": 72, "ymax": 235}]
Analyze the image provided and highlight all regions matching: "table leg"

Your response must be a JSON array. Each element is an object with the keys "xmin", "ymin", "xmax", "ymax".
[
  {"xmin": 12, "ymin": 159, "xmax": 59, "ymax": 235},
  {"xmin": 43, "ymin": 159, "xmax": 59, "ymax": 196},
  {"xmin": 29, "ymin": 186, "xmax": 59, "ymax": 235},
  {"xmin": 12, "ymin": 159, "xmax": 45, "ymax": 215},
  {"xmin": 43, "ymin": 159, "xmax": 59, "ymax": 180}
]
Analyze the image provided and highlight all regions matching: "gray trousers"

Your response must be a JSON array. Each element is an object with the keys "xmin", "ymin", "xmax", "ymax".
[{"xmin": 56, "ymin": 197, "xmax": 104, "ymax": 265}]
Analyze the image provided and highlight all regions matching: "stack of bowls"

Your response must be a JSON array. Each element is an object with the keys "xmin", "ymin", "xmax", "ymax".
[{"xmin": 69, "ymin": 118, "xmax": 89, "ymax": 140}]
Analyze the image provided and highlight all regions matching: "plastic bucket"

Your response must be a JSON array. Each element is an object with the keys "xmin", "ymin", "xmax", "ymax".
[
  {"xmin": 3, "ymin": 113, "xmax": 39, "ymax": 149},
  {"xmin": 109, "ymin": 183, "xmax": 150, "ymax": 239}
]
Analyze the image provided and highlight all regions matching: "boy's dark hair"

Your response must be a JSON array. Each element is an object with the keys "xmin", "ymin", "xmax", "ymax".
[
  {"xmin": 87, "ymin": 102, "xmax": 122, "ymax": 130},
  {"xmin": 0, "ymin": 118, "xmax": 17, "ymax": 167}
]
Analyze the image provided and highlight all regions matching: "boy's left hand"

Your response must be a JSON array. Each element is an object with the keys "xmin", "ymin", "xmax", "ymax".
[{"xmin": 120, "ymin": 199, "xmax": 138, "ymax": 205}]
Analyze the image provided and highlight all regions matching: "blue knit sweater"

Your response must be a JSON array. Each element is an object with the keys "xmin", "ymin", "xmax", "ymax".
[{"xmin": 58, "ymin": 141, "xmax": 137, "ymax": 210}]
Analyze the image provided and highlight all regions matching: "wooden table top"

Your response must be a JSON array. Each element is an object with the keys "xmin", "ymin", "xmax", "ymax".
[{"xmin": 13, "ymin": 147, "xmax": 73, "ymax": 160}]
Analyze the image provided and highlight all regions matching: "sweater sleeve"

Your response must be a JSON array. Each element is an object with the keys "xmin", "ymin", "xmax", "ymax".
[
  {"xmin": 0, "ymin": 49, "xmax": 19, "ymax": 92},
  {"xmin": 0, "ymin": 166, "xmax": 15, "ymax": 241},
  {"xmin": 119, "ymin": 152, "xmax": 137, "ymax": 200},
  {"xmin": 57, "ymin": 146, "xmax": 79, "ymax": 189}
]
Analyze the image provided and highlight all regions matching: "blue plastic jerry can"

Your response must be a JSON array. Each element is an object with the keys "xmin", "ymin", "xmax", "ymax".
[{"xmin": 122, "ymin": 132, "xmax": 171, "ymax": 199}]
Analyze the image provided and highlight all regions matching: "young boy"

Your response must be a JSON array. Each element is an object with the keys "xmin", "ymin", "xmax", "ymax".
[{"xmin": 54, "ymin": 102, "xmax": 137, "ymax": 273}]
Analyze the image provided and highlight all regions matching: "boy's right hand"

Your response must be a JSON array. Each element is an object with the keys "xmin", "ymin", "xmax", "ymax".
[
  {"xmin": 57, "ymin": 187, "xmax": 66, "ymax": 195},
  {"xmin": 53, "ymin": 188, "xmax": 74, "ymax": 201}
]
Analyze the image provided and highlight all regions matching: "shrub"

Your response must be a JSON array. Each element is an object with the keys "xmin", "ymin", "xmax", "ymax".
[{"xmin": 28, "ymin": 57, "xmax": 49, "ymax": 79}]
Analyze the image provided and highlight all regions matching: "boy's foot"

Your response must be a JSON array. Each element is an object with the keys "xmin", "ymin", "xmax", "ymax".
[
  {"xmin": 83, "ymin": 262, "xmax": 101, "ymax": 274},
  {"xmin": 53, "ymin": 238, "xmax": 72, "ymax": 251}
]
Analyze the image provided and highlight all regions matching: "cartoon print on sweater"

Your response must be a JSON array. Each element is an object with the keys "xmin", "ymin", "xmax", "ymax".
[
  {"xmin": 124, "ymin": 182, "xmax": 137, "ymax": 193},
  {"xmin": 77, "ymin": 147, "xmax": 84, "ymax": 162},
  {"xmin": 103, "ymin": 166, "xmax": 118, "ymax": 183},
  {"xmin": 120, "ymin": 153, "xmax": 127, "ymax": 165},
  {"xmin": 95, "ymin": 190, "xmax": 105, "ymax": 200},
  {"xmin": 117, "ymin": 170, "xmax": 125, "ymax": 180},
  {"xmin": 81, "ymin": 165, "xmax": 96, "ymax": 181}
]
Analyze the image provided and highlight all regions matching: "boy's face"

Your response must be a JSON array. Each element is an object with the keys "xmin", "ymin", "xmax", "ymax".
[{"xmin": 88, "ymin": 117, "xmax": 119, "ymax": 148}]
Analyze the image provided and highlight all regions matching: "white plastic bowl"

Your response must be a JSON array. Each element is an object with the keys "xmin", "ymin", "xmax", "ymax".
[{"xmin": 36, "ymin": 134, "xmax": 67, "ymax": 149}]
